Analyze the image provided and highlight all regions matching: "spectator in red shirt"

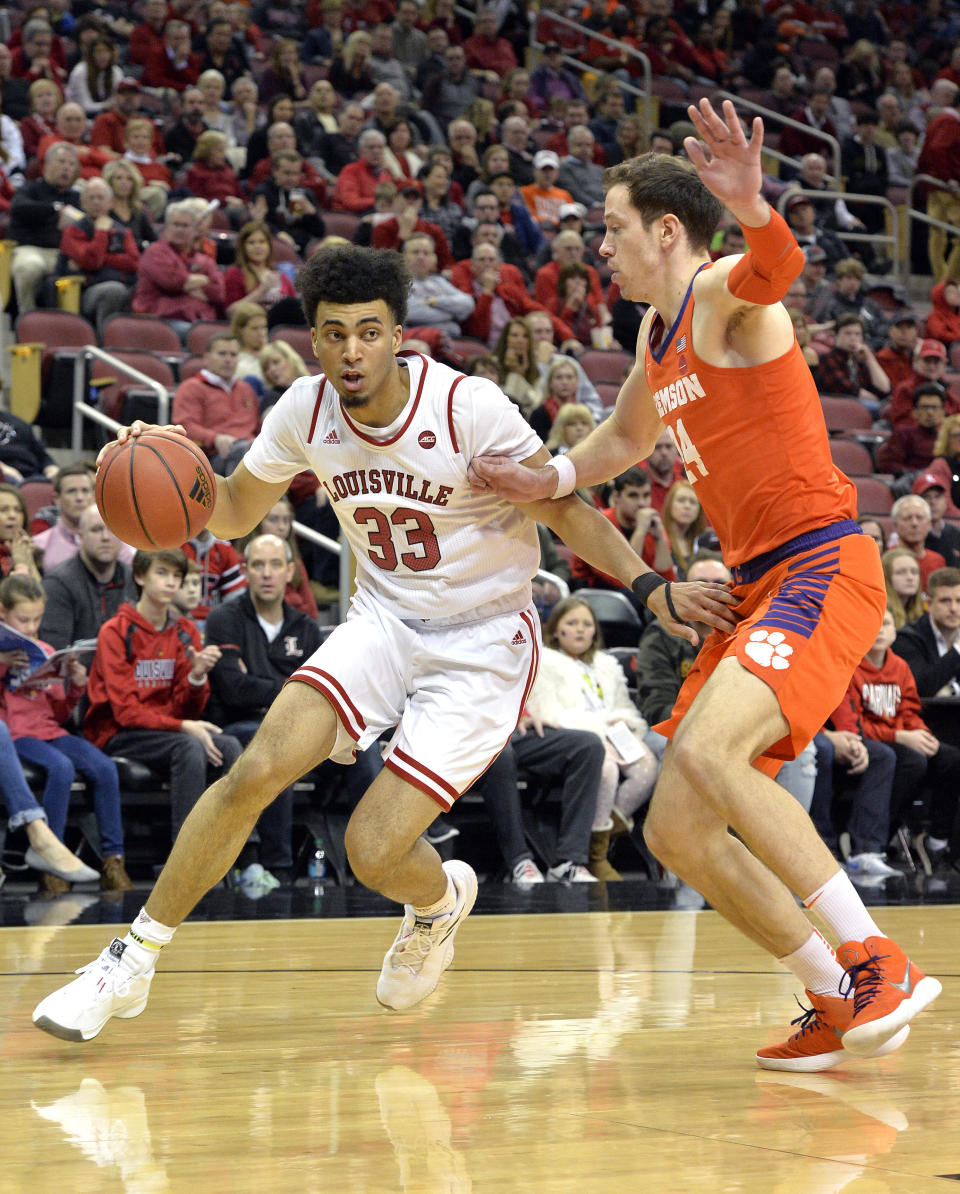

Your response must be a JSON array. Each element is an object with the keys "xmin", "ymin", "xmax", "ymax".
[
  {"xmin": 10, "ymin": 19, "xmax": 66, "ymax": 88},
  {"xmin": 451, "ymin": 241, "xmax": 578, "ymax": 349},
  {"xmin": 877, "ymin": 312, "xmax": 921, "ymax": 392},
  {"xmin": 887, "ymin": 338, "xmax": 960, "ymax": 428},
  {"xmin": 916, "ymin": 84, "xmax": 960, "ymax": 281},
  {"xmin": 58, "ymin": 176, "xmax": 139, "ymax": 336},
  {"xmin": 332, "ymin": 127, "xmax": 392, "ymax": 212},
  {"xmin": 37, "ymin": 101, "xmax": 117, "ymax": 180},
  {"xmin": 172, "ymin": 333, "xmax": 261, "ymax": 474},
  {"xmin": 926, "ymin": 280, "xmax": 960, "ymax": 347},
  {"xmin": 570, "ymin": 466, "xmax": 676, "ymax": 604},
  {"xmin": 90, "ymin": 77, "xmax": 165, "ymax": 156},
  {"xmin": 779, "ymin": 89, "xmax": 838, "ymax": 167},
  {"xmin": 142, "ymin": 20, "xmax": 202, "ymax": 92},
  {"xmin": 463, "ymin": 7, "xmax": 518, "ymax": 75},
  {"xmin": 132, "ymin": 201, "xmax": 224, "ymax": 327},
  {"xmin": 20, "ymin": 77, "xmax": 61, "ymax": 162},
  {"xmin": 888, "ymin": 494, "xmax": 947, "ymax": 595},
  {"xmin": 371, "ymin": 183, "xmax": 453, "ymax": 268},
  {"xmin": 129, "ymin": 0, "xmax": 171, "ymax": 68},
  {"xmin": 643, "ymin": 431, "xmax": 685, "ymax": 512},
  {"xmin": 185, "ymin": 129, "xmax": 246, "ymax": 210},
  {"xmin": 878, "ymin": 384, "xmax": 948, "ymax": 478}
]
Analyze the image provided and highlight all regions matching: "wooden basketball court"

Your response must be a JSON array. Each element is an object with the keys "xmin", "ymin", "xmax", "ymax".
[{"xmin": 2, "ymin": 905, "xmax": 958, "ymax": 1192}]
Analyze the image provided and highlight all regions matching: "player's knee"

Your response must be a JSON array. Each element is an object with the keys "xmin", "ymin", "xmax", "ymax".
[
  {"xmin": 668, "ymin": 730, "xmax": 714, "ymax": 796},
  {"xmin": 222, "ymin": 746, "xmax": 287, "ymax": 812},
  {"xmin": 642, "ymin": 793, "xmax": 679, "ymax": 866},
  {"xmin": 343, "ymin": 818, "xmax": 394, "ymax": 890}
]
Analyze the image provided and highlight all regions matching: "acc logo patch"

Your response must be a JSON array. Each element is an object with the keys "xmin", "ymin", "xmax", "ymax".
[{"xmin": 418, "ymin": 430, "xmax": 437, "ymax": 449}]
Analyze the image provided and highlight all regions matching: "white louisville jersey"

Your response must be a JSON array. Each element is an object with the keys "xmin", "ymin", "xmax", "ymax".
[{"xmin": 244, "ymin": 351, "xmax": 544, "ymax": 623}]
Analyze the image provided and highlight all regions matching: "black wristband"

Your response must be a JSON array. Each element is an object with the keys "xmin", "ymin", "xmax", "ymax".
[
  {"xmin": 664, "ymin": 582, "xmax": 684, "ymax": 623},
  {"xmin": 631, "ymin": 572, "xmax": 668, "ymax": 607}
]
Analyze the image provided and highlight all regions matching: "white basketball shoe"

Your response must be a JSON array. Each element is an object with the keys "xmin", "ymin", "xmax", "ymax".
[
  {"xmin": 33, "ymin": 938, "xmax": 155, "ymax": 1042},
  {"xmin": 376, "ymin": 860, "xmax": 478, "ymax": 1011}
]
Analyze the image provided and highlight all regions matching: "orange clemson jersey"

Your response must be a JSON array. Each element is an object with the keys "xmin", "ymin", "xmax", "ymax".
[{"xmin": 643, "ymin": 263, "xmax": 857, "ymax": 568}]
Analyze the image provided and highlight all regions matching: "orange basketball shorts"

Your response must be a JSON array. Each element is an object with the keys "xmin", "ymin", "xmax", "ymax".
[{"xmin": 654, "ymin": 524, "xmax": 886, "ymax": 775}]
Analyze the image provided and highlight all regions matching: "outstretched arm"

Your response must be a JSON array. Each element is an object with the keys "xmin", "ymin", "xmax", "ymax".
[
  {"xmin": 515, "ymin": 447, "xmax": 737, "ymax": 645},
  {"xmin": 469, "ymin": 312, "xmax": 663, "ymax": 504}
]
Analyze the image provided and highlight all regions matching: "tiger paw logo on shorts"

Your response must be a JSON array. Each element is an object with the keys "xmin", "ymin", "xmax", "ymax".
[{"xmin": 744, "ymin": 629, "xmax": 794, "ymax": 670}]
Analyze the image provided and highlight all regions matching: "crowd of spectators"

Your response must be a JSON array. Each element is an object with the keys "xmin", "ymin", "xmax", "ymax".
[{"xmin": 2, "ymin": 0, "xmax": 960, "ymax": 893}]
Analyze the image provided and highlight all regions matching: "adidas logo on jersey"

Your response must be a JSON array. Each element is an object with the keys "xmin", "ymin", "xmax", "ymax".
[
  {"xmin": 322, "ymin": 429, "xmax": 340, "ymax": 444},
  {"xmin": 511, "ymin": 629, "xmax": 526, "ymax": 645}
]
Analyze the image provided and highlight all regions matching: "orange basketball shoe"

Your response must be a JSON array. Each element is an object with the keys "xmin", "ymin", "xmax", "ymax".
[
  {"xmin": 837, "ymin": 936, "xmax": 942, "ymax": 1056},
  {"xmin": 756, "ymin": 992, "xmax": 910, "ymax": 1072}
]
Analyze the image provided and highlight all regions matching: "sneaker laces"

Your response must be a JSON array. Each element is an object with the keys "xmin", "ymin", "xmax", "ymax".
[
  {"xmin": 788, "ymin": 996, "xmax": 822, "ymax": 1041},
  {"xmin": 388, "ymin": 915, "xmax": 447, "ymax": 976},
  {"xmin": 75, "ymin": 951, "xmax": 135, "ymax": 1001},
  {"xmin": 838, "ymin": 950, "xmax": 889, "ymax": 1017}
]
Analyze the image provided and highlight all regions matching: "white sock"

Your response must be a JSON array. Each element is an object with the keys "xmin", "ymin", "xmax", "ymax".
[
  {"xmin": 803, "ymin": 870, "xmax": 882, "ymax": 944},
  {"xmin": 779, "ymin": 929, "xmax": 846, "ymax": 996},
  {"xmin": 413, "ymin": 875, "xmax": 456, "ymax": 920},
  {"xmin": 926, "ymin": 835, "xmax": 948, "ymax": 851},
  {"xmin": 121, "ymin": 907, "xmax": 177, "ymax": 971}
]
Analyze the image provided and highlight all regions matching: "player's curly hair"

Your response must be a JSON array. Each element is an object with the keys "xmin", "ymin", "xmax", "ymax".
[
  {"xmin": 297, "ymin": 246, "xmax": 409, "ymax": 329},
  {"xmin": 603, "ymin": 152, "xmax": 723, "ymax": 254}
]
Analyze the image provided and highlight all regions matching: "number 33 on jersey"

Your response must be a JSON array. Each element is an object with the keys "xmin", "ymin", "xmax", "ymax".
[{"xmin": 242, "ymin": 351, "xmax": 545, "ymax": 623}]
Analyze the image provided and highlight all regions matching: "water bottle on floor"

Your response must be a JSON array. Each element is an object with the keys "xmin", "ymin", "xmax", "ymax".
[{"xmin": 308, "ymin": 837, "xmax": 327, "ymax": 895}]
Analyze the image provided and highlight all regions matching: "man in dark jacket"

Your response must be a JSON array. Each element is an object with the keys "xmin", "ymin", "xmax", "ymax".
[
  {"xmin": 9, "ymin": 141, "xmax": 81, "ymax": 312},
  {"xmin": 893, "ymin": 566, "xmax": 960, "ymax": 697},
  {"xmin": 40, "ymin": 505, "xmax": 137, "ymax": 650},
  {"xmin": 635, "ymin": 553, "xmax": 727, "ymax": 726},
  {"xmin": 205, "ymin": 534, "xmax": 380, "ymax": 882}
]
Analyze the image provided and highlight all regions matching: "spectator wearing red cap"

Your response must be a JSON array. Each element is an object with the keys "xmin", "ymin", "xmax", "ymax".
[
  {"xmin": 519, "ymin": 151, "xmax": 573, "ymax": 228},
  {"xmin": 927, "ymin": 280, "xmax": 960, "ymax": 348},
  {"xmin": 888, "ymin": 339, "xmax": 960, "ymax": 429},
  {"xmin": 913, "ymin": 464, "xmax": 960, "ymax": 567},
  {"xmin": 90, "ymin": 79, "xmax": 164, "ymax": 156},
  {"xmin": 877, "ymin": 311, "xmax": 921, "ymax": 391}
]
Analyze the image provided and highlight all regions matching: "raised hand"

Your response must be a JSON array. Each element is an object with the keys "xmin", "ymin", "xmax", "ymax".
[{"xmin": 683, "ymin": 98, "xmax": 765, "ymax": 218}]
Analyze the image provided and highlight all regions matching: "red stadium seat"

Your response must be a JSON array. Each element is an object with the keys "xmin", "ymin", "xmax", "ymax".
[
  {"xmin": 853, "ymin": 475, "xmax": 894, "ymax": 515},
  {"xmin": 579, "ymin": 349, "xmax": 633, "ymax": 385},
  {"xmin": 186, "ymin": 321, "xmax": 231, "ymax": 356},
  {"xmin": 595, "ymin": 381, "xmax": 620, "ymax": 408},
  {"xmin": 318, "ymin": 211, "xmax": 361, "ymax": 242},
  {"xmin": 270, "ymin": 325, "xmax": 314, "ymax": 360},
  {"xmin": 829, "ymin": 438, "xmax": 874, "ymax": 475},
  {"xmin": 820, "ymin": 395, "xmax": 873, "ymax": 432},
  {"xmin": 102, "ymin": 315, "xmax": 184, "ymax": 356}
]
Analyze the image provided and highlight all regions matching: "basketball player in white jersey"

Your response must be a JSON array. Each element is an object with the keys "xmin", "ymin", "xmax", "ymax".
[{"xmin": 33, "ymin": 246, "xmax": 736, "ymax": 1042}]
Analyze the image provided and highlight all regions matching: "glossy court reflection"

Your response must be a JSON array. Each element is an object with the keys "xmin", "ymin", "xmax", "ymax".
[{"xmin": 3, "ymin": 907, "xmax": 958, "ymax": 1193}]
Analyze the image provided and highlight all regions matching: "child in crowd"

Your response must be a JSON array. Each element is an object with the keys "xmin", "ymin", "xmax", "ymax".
[
  {"xmin": 528, "ymin": 597, "xmax": 661, "ymax": 880},
  {"xmin": 0, "ymin": 575, "xmax": 129, "ymax": 892},
  {"xmin": 831, "ymin": 605, "xmax": 960, "ymax": 876},
  {"xmin": 84, "ymin": 550, "xmax": 241, "ymax": 842},
  {"xmin": 170, "ymin": 559, "xmax": 204, "ymax": 631}
]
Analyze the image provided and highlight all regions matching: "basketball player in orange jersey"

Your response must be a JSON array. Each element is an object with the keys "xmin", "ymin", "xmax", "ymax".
[
  {"xmin": 470, "ymin": 98, "xmax": 942, "ymax": 1072},
  {"xmin": 32, "ymin": 245, "xmax": 736, "ymax": 1043}
]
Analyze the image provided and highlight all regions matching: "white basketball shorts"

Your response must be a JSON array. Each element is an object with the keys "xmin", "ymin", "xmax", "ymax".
[{"xmin": 288, "ymin": 591, "xmax": 542, "ymax": 810}]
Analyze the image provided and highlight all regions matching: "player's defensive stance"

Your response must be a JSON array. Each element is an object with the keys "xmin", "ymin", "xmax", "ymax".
[
  {"xmin": 470, "ymin": 100, "xmax": 941, "ymax": 1072},
  {"xmin": 32, "ymin": 245, "xmax": 735, "ymax": 1042}
]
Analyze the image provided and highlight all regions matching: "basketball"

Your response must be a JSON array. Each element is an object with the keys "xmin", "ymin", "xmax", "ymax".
[{"xmin": 95, "ymin": 429, "xmax": 216, "ymax": 550}]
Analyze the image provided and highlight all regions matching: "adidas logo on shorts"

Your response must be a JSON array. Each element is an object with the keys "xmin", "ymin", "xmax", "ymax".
[
  {"xmin": 323, "ymin": 429, "xmax": 340, "ymax": 444},
  {"xmin": 511, "ymin": 629, "xmax": 526, "ymax": 645}
]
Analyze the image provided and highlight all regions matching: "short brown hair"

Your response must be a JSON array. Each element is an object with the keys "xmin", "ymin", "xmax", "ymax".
[
  {"xmin": 928, "ymin": 567, "xmax": 960, "ymax": 595},
  {"xmin": 603, "ymin": 152, "xmax": 722, "ymax": 253},
  {"xmin": 132, "ymin": 549, "xmax": 189, "ymax": 583}
]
